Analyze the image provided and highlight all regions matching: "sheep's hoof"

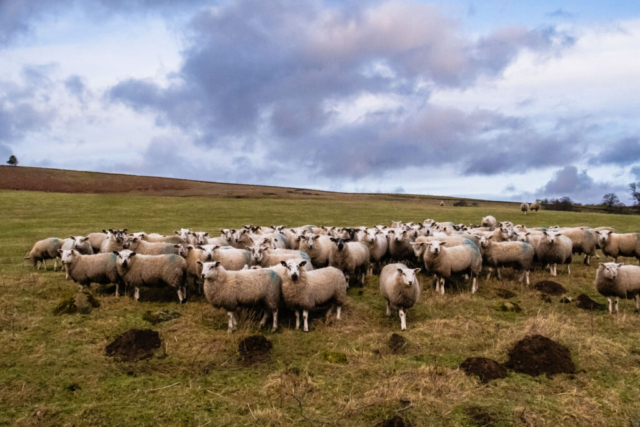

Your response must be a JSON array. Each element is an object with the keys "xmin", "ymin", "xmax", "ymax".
[
  {"xmin": 271, "ymin": 327, "xmax": 277, "ymax": 333},
  {"xmin": 227, "ymin": 329, "xmax": 234, "ymax": 334}
]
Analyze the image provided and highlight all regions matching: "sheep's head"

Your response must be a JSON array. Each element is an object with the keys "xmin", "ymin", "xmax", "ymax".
[
  {"xmin": 426, "ymin": 240, "xmax": 443, "ymax": 254},
  {"xmin": 176, "ymin": 245, "xmax": 192, "ymax": 257},
  {"xmin": 514, "ymin": 232, "xmax": 528, "ymax": 242},
  {"xmin": 397, "ymin": 268, "xmax": 420, "ymax": 287},
  {"xmin": 198, "ymin": 261, "xmax": 221, "ymax": 280},
  {"xmin": 595, "ymin": 230, "xmax": 611, "ymax": 245},
  {"xmin": 479, "ymin": 236, "xmax": 492, "ymax": 248},
  {"xmin": 175, "ymin": 228, "xmax": 191, "ymax": 240},
  {"xmin": 197, "ymin": 245, "xmax": 219, "ymax": 261},
  {"xmin": 330, "ymin": 238, "xmax": 347, "ymax": 251},
  {"xmin": 193, "ymin": 231, "xmax": 209, "ymax": 245},
  {"xmin": 251, "ymin": 245, "xmax": 268, "ymax": 262},
  {"xmin": 499, "ymin": 226, "xmax": 514, "ymax": 239},
  {"xmin": 303, "ymin": 234, "xmax": 320, "ymax": 249},
  {"xmin": 599, "ymin": 262, "xmax": 623, "ymax": 280},
  {"xmin": 59, "ymin": 249, "xmax": 77, "ymax": 265},
  {"xmin": 122, "ymin": 236, "xmax": 140, "ymax": 249},
  {"xmin": 280, "ymin": 259, "xmax": 307, "ymax": 281},
  {"xmin": 114, "ymin": 250, "xmax": 136, "ymax": 268},
  {"xmin": 70, "ymin": 236, "xmax": 89, "ymax": 249},
  {"xmin": 411, "ymin": 242, "xmax": 426, "ymax": 258},
  {"xmin": 542, "ymin": 231, "xmax": 562, "ymax": 244}
]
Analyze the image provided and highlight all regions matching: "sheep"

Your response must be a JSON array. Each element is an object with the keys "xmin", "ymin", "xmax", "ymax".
[
  {"xmin": 298, "ymin": 234, "xmax": 333, "ymax": 268},
  {"xmin": 99, "ymin": 233, "xmax": 125, "ymax": 254},
  {"xmin": 520, "ymin": 203, "xmax": 530, "ymax": 215},
  {"xmin": 411, "ymin": 235, "xmax": 478, "ymax": 262},
  {"xmin": 478, "ymin": 237, "xmax": 534, "ymax": 285},
  {"xmin": 328, "ymin": 238, "xmax": 370, "ymax": 285},
  {"xmin": 114, "ymin": 250, "xmax": 187, "ymax": 303},
  {"xmin": 560, "ymin": 227, "xmax": 598, "ymax": 265},
  {"xmin": 251, "ymin": 245, "xmax": 312, "ymax": 269},
  {"xmin": 595, "ymin": 230, "xmax": 640, "ymax": 263},
  {"xmin": 198, "ymin": 245, "xmax": 252, "ymax": 271},
  {"xmin": 132, "ymin": 232, "xmax": 185, "ymax": 244},
  {"xmin": 199, "ymin": 261, "xmax": 281, "ymax": 333},
  {"xmin": 123, "ymin": 236, "xmax": 179, "ymax": 255},
  {"xmin": 59, "ymin": 249, "xmax": 123, "ymax": 296},
  {"xmin": 596, "ymin": 262, "xmax": 640, "ymax": 314},
  {"xmin": 481, "ymin": 216, "xmax": 497, "ymax": 230},
  {"xmin": 440, "ymin": 200, "xmax": 445, "ymax": 206},
  {"xmin": 422, "ymin": 240, "xmax": 482, "ymax": 294},
  {"xmin": 60, "ymin": 236, "xmax": 94, "ymax": 279},
  {"xmin": 387, "ymin": 229, "xmax": 417, "ymax": 262},
  {"xmin": 88, "ymin": 232, "xmax": 108, "ymax": 253},
  {"xmin": 279, "ymin": 260, "xmax": 348, "ymax": 332},
  {"xmin": 175, "ymin": 228, "xmax": 192, "ymax": 242},
  {"xmin": 25, "ymin": 238, "xmax": 64, "ymax": 270},
  {"xmin": 537, "ymin": 231, "xmax": 573, "ymax": 276},
  {"xmin": 189, "ymin": 231, "xmax": 211, "ymax": 246},
  {"xmin": 176, "ymin": 244, "xmax": 209, "ymax": 292},
  {"xmin": 363, "ymin": 228, "xmax": 389, "ymax": 274},
  {"xmin": 379, "ymin": 264, "xmax": 421, "ymax": 330},
  {"xmin": 530, "ymin": 200, "xmax": 540, "ymax": 212}
]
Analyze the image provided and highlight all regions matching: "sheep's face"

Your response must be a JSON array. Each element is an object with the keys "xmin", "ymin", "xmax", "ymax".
[
  {"xmin": 200, "ymin": 261, "xmax": 221, "ymax": 280},
  {"xmin": 397, "ymin": 268, "xmax": 420, "ymax": 287},
  {"xmin": 193, "ymin": 232, "xmax": 209, "ymax": 245},
  {"xmin": 599, "ymin": 262, "xmax": 622, "ymax": 280},
  {"xmin": 427, "ymin": 241, "xmax": 443, "ymax": 254},
  {"xmin": 514, "ymin": 232, "xmax": 528, "ymax": 242},
  {"xmin": 60, "ymin": 249, "xmax": 76, "ymax": 265},
  {"xmin": 131, "ymin": 232, "xmax": 146, "ymax": 240},
  {"xmin": 499, "ymin": 227, "xmax": 514, "ymax": 239},
  {"xmin": 303, "ymin": 235, "xmax": 320, "ymax": 249},
  {"xmin": 543, "ymin": 231, "xmax": 561, "ymax": 244},
  {"xmin": 595, "ymin": 230, "xmax": 611, "ymax": 245},
  {"xmin": 114, "ymin": 250, "xmax": 136, "ymax": 268},
  {"xmin": 176, "ymin": 245, "xmax": 191, "ymax": 257},
  {"xmin": 479, "ymin": 236, "xmax": 490, "ymax": 248},
  {"xmin": 70, "ymin": 236, "xmax": 89, "ymax": 249},
  {"xmin": 123, "ymin": 237, "xmax": 139, "ymax": 250},
  {"xmin": 281, "ymin": 260, "xmax": 307, "ymax": 281},
  {"xmin": 411, "ymin": 242, "xmax": 425, "ymax": 258},
  {"xmin": 330, "ymin": 238, "xmax": 346, "ymax": 251},
  {"xmin": 198, "ymin": 245, "xmax": 217, "ymax": 261},
  {"xmin": 175, "ymin": 228, "xmax": 191, "ymax": 240},
  {"xmin": 251, "ymin": 245, "xmax": 268, "ymax": 262}
]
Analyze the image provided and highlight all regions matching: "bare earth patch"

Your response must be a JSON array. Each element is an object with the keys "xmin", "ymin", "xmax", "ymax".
[
  {"xmin": 105, "ymin": 329, "xmax": 162, "ymax": 361},
  {"xmin": 504, "ymin": 335, "xmax": 575, "ymax": 377}
]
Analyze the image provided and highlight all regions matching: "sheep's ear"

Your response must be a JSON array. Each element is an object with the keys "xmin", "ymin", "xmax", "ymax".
[
  {"xmin": 174, "ymin": 244, "xmax": 181, "ymax": 248},
  {"xmin": 70, "ymin": 236, "xmax": 75, "ymax": 240},
  {"xmin": 414, "ymin": 268, "xmax": 421, "ymax": 274},
  {"xmin": 330, "ymin": 238, "xmax": 337, "ymax": 242},
  {"xmin": 109, "ymin": 229, "xmax": 114, "ymax": 233},
  {"xmin": 231, "ymin": 229, "xmax": 236, "ymax": 233},
  {"xmin": 299, "ymin": 260, "xmax": 307, "ymax": 268},
  {"xmin": 122, "ymin": 229, "xmax": 128, "ymax": 233},
  {"xmin": 212, "ymin": 245, "xmax": 220, "ymax": 251},
  {"xmin": 213, "ymin": 261, "xmax": 220, "ymax": 268},
  {"xmin": 113, "ymin": 251, "xmax": 119, "ymax": 256},
  {"xmin": 132, "ymin": 237, "xmax": 138, "ymax": 243},
  {"xmin": 619, "ymin": 262, "xmax": 625, "ymax": 266},
  {"xmin": 57, "ymin": 249, "xmax": 63, "ymax": 255},
  {"xmin": 313, "ymin": 235, "xmax": 321, "ymax": 240},
  {"xmin": 196, "ymin": 246, "xmax": 204, "ymax": 250},
  {"xmin": 487, "ymin": 235, "xmax": 493, "ymax": 239},
  {"xmin": 130, "ymin": 252, "xmax": 136, "ymax": 257},
  {"xmin": 397, "ymin": 268, "xmax": 404, "ymax": 275},
  {"xmin": 196, "ymin": 260, "xmax": 203, "ymax": 266},
  {"xmin": 525, "ymin": 232, "xmax": 531, "ymax": 236},
  {"xmin": 174, "ymin": 230, "xmax": 180, "ymax": 235},
  {"xmin": 82, "ymin": 237, "xmax": 89, "ymax": 242},
  {"xmin": 598, "ymin": 263, "xmax": 604, "ymax": 267},
  {"xmin": 280, "ymin": 261, "xmax": 288, "ymax": 268},
  {"xmin": 543, "ymin": 231, "xmax": 548, "ymax": 236},
  {"xmin": 102, "ymin": 229, "xmax": 108, "ymax": 234}
]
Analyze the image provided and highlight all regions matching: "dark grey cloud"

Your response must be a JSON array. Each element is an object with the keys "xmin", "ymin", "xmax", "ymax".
[
  {"xmin": 631, "ymin": 165, "xmax": 640, "ymax": 181},
  {"xmin": 589, "ymin": 137, "xmax": 640, "ymax": 166},
  {"xmin": 108, "ymin": 0, "xmax": 575, "ymax": 179},
  {"xmin": 64, "ymin": 75, "xmax": 86, "ymax": 100},
  {"xmin": 534, "ymin": 165, "xmax": 626, "ymax": 203}
]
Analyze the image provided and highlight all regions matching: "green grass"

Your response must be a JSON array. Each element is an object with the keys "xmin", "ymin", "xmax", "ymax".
[{"xmin": 2, "ymin": 189, "xmax": 640, "ymax": 426}]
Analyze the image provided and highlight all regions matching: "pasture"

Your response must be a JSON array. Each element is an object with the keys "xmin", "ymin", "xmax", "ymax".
[{"xmin": 2, "ymin": 188, "xmax": 640, "ymax": 426}]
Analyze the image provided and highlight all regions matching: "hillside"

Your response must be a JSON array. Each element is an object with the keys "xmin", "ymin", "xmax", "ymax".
[{"xmin": 0, "ymin": 165, "xmax": 516, "ymax": 206}]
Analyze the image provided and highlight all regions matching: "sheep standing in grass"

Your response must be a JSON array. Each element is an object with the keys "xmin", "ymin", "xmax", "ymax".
[
  {"xmin": 560, "ymin": 227, "xmax": 598, "ymax": 265},
  {"xmin": 279, "ymin": 260, "xmax": 348, "ymax": 332},
  {"xmin": 88, "ymin": 231, "xmax": 108, "ymax": 253},
  {"xmin": 596, "ymin": 262, "xmax": 640, "ymax": 314},
  {"xmin": 530, "ymin": 200, "xmax": 540, "ymax": 212},
  {"xmin": 595, "ymin": 230, "xmax": 640, "ymax": 263},
  {"xmin": 298, "ymin": 234, "xmax": 333, "ymax": 268},
  {"xmin": 177, "ymin": 245, "xmax": 207, "ymax": 293},
  {"xmin": 423, "ymin": 240, "xmax": 482, "ymax": 294},
  {"xmin": 363, "ymin": 228, "xmax": 389, "ymax": 274},
  {"xmin": 521, "ymin": 203, "xmax": 530, "ymax": 215},
  {"xmin": 199, "ymin": 245, "xmax": 252, "ymax": 270},
  {"xmin": 100, "ymin": 233, "xmax": 125, "ymax": 254},
  {"xmin": 61, "ymin": 236, "xmax": 94, "ymax": 278},
  {"xmin": 123, "ymin": 236, "xmax": 179, "ymax": 255},
  {"xmin": 379, "ymin": 264, "xmax": 421, "ymax": 330},
  {"xmin": 25, "ymin": 238, "xmax": 64, "ymax": 270},
  {"xmin": 478, "ymin": 236, "xmax": 534, "ymax": 285},
  {"xmin": 252, "ymin": 245, "xmax": 312, "ymax": 268},
  {"xmin": 132, "ymin": 232, "xmax": 185, "ymax": 244},
  {"xmin": 329, "ymin": 238, "xmax": 370, "ymax": 285},
  {"xmin": 199, "ymin": 261, "xmax": 281, "ymax": 333},
  {"xmin": 538, "ymin": 231, "xmax": 573, "ymax": 276},
  {"xmin": 387, "ymin": 229, "xmax": 416, "ymax": 262},
  {"xmin": 114, "ymin": 250, "xmax": 187, "ymax": 303},
  {"xmin": 481, "ymin": 216, "xmax": 497, "ymax": 230},
  {"xmin": 59, "ymin": 249, "xmax": 124, "ymax": 296}
]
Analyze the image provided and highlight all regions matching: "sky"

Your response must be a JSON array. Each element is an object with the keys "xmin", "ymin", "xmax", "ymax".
[{"xmin": 1, "ymin": 0, "xmax": 640, "ymax": 204}]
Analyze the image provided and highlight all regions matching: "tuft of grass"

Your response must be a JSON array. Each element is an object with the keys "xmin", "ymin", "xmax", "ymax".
[{"xmin": 1, "ymin": 189, "xmax": 640, "ymax": 425}]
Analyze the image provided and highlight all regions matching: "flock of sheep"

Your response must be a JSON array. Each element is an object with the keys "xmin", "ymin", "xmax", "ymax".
[{"xmin": 24, "ymin": 216, "xmax": 640, "ymax": 331}]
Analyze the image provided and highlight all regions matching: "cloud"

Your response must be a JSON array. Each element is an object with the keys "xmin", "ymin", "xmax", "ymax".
[
  {"xmin": 64, "ymin": 75, "xmax": 87, "ymax": 100},
  {"xmin": 589, "ymin": 137, "xmax": 640, "ymax": 166},
  {"xmin": 533, "ymin": 165, "xmax": 626, "ymax": 203},
  {"xmin": 631, "ymin": 165, "xmax": 640, "ymax": 181},
  {"xmin": 108, "ymin": 0, "xmax": 574, "ymax": 180},
  {"xmin": 546, "ymin": 8, "xmax": 574, "ymax": 19}
]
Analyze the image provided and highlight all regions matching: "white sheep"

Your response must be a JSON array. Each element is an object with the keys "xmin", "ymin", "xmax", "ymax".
[
  {"xmin": 328, "ymin": 238, "xmax": 370, "ymax": 285},
  {"xmin": 59, "ymin": 249, "xmax": 123, "ymax": 296},
  {"xmin": 595, "ymin": 230, "xmax": 640, "ymax": 263},
  {"xmin": 478, "ymin": 237, "xmax": 534, "ymax": 285},
  {"xmin": 596, "ymin": 262, "xmax": 640, "ymax": 314},
  {"xmin": 176, "ymin": 245, "xmax": 207, "ymax": 293},
  {"xmin": 363, "ymin": 228, "xmax": 389, "ymax": 274},
  {"xmin": 560, "ymin": 227, "xmax": 598, "ymax": 265},
  {"xmin": 279, "ymin": 260, "xmax": 348, "ymax": 332},
  {"xmin": 520, "ymin": 203, "xmax": 530, "ymax": 215},
  {"xmin": 537, "ymin": 231, "xmax": 573, "ymax": 276},
  {"xmin": 481, "ymin": 216, "xmax": 497, "ymax": 230},
  {"xmin": 198, "ymin": 245, "xmax": 252, "ymax": 270},
  {"xmin": 251, "ymin": 245, "xmax": 312, "ymax": 268},
  {"xmin": 60, "ymin": 236, "xmax": 94, "ymax": 278},
  {"xmin": 123, "ymin": 236, "xmax": 179, "ymax": 255},
  {"xmin": 423, "ymin": 240, "xmax": 482, "ymax": 294},
  {"xmin": 199, "ymin": 261, "xmax": 281, "ymax": 333},
  {"xmin": 379, "ymin": 263, "xmax": 421, "ymax": 330},
  {"xmin": 530, "ymin": 200, "xmax": 540, "ymax": 212},
  {"xmin": 25, "ymin": 238, "xmax": 64, "ymax": 270},
  {"xmin": 114, "ymin": 250, "xmax": 187, "ymax": 303},
  {"xmin": 298, "ymin": 234, "xmax": 333, "ymax": 268}
]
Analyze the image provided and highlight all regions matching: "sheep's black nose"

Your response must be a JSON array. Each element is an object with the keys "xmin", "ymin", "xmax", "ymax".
[{"xmin": 292, "ymin": 274, "xmax": 298, "ymax": 281}]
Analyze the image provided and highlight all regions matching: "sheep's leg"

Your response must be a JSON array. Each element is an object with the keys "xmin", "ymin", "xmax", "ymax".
[
  {"xmin": 259, "ymin": 311, "xmax": 269, "ymax": 327},
  {"xmin": 42, "ymin": 259, "xmax": 47, "ymax": 271},
  {"xmin": 386, "ymin": 301, "xmax": 391, "ymax": 316},
  {"xmin": 325, "ymin": 305, "xmax": 334, "ymax": 324},
  {"xmin": 399, "ymin": 309, "xmax": 406, "ymax": 331},
  {"xmin": 53, "ymin": 259, "xmax": 58, "ymax": 271},
  {"xmin": 608, "ymin": 298, "xmax": 613, "ymax": 314},
  {"xmin": 134, "ymin": 287, "xmax": 140, "ymax": 301},
  {"xmin": 440, "ymin": 278, "xmax": 446, "ymax": 295},
  {"xmin": 227, "ymin": 312, "xmax": 235, "ymax": 333},
  {"xmin": 551, "ymin": 264, "xmax": 557, "ymax": 277},
  {"xmin": 177, "ymin": 288, "xmax": 185, "ymax": 304},
  {"xmin": 303, "ymin": 310, "xmax": 309, "ymax": 332},
  {"xmin": 345, "ymin": 275, "xmax": 350, "ymax": 286},
  {"xmin": 115, "ymin": 283, "xmax": 120, "ymax": 298},
  {"xmin": 567, "ymin": 264, "xmax": 571, "ymax": 275},
  {"xmin": 336, "ymin": 306, "xmax": 342, "ymax": 320},
  {"xmin": 635, "ymin": 295, "xmax": 640, "ymax": 312},
  {"xmin": 583, "ymin": 254, "xmax": 589, "ymax": 265},
  {"xmin": 525, "ymin": 271, "xmax": 530, "ymax": 286},
  {"xmin": 615, "ymin": 298, "xmax": 619, "ymax": 314},
  {"xmin": 497, "ymin": 268, "xmax": 502, "ymax": 280},
  {"xmin": 471, "ymin": 276, "xmax": 478, "ymax": 294},
  {"xmin": 65, "ymin": 265, "xmax": 69, "ymax": 280},
  {"xmin": 295, "ymin": 310, "xmax": 301, "ymax": 330},
  {"xmin": 271, "ymin": 309, "xmax": 278, "ymax": 332},
  {"xmin": 486, "ymin": 269, "xmax": 492, "ymax": 281}
]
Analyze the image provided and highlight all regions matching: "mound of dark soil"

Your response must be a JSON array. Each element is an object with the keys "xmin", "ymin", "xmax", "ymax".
[
  {"xmin": 105, "ymin": 329, "xmax": 161, "ymax": 361},
  {"xmin": 533, "ymin": 281, "xmax": 566, "ymax": 296},
  {"xmin": 459, "ymin": 357, "xmax": 507, "ymax": 383},
  {"xmin": 495, "ymin": 288, "xmax": 516, "ymax": 299},
  {"xmin": 388, "ymin": 333, "xmax": 408, "ymax": 354},
  {"xmin": 576, "ymin": 294, "xmax": 606, "ymax": 311},
  {"xmin": 378, "ymin": 415, "xmax": 411, "ymax": 427},
  {"xmin": 238, "ymin": 335, "xmax": 272, "ymax": 363},
  {"xmin": 504, "ymin": 335, "xmax": 575, "ymax": 377},
  {"xmin": 464, "ymin": 406, "xmax": 498, "ymax": 426},
  {"xmin": 142, "ymin": 311, "xmax": 181, "ymax": 325}
]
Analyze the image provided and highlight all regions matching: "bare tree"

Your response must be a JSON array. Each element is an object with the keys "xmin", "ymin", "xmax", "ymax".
[
  {"xmin": 630, "ymin": 183, "xmax": 640, "ymax": 206},
  {"xmin": 6, "ymin": 155, "xmax": 18, "ymax": 166},
  {"xmin": 601, "ymin": 193, "xmax": 622, "ymax": 209}
]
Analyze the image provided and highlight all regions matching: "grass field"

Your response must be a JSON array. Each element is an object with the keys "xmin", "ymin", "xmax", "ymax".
[{"xmin": 2, "ymin": 188, "xmax": 640, "ymax": 426}]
